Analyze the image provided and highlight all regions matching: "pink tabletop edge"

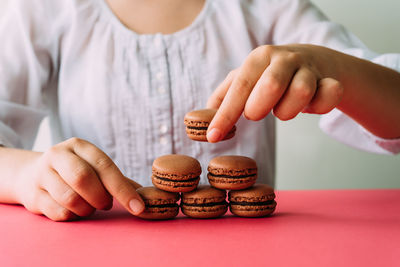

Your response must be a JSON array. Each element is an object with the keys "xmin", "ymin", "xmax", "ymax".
[{"xmin": 1, "ymin": 189, "xmax": 400, "ymax": 267}]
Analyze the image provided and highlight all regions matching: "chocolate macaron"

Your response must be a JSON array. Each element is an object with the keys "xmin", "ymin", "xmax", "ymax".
[
  {"xmin": 152, "ymin": 154, "xmax": 201, "ymax": 192},
  {"xmin": 228, "ymin": 184, "xmax": 277, "ymax": 217},
  {"xmin": 184, "ymin": 108, "xmax": 236, "ymax": 142},
  {"xmin": 181, "ymin": 185, "xmax": 228, "ymax": 219},
  {"xmin": 136, "ymin": 186, "xmax": 180, "ymax": 220},
  {"xmin": 207, "ymin": 155, "xmax": 257, "ymax": 190}
]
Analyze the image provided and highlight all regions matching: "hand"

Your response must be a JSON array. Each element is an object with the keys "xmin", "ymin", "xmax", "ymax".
[
  {"xmin": 15, "ymin": 138, "xmax": 145, "ymax": 221},
  {"xmin": 206, "ymin": 44, "xmax": 344, "ymax": 142}
]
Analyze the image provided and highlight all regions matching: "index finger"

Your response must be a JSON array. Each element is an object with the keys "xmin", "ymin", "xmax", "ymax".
[
  {"xmin": 68, "ymin": 138, "xmax": 145, "ymax": 215},
  {"xmin": 207, "ymin": 50, "xmax": 270, "ymax": 142}
]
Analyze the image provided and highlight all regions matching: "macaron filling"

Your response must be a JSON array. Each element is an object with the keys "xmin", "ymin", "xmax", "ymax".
[
  {"xmin": 153, "ymin": 175, "xmax": 200, "ymax": 189},
  {"xmin": 153, "ymin": 175, "xmax": 200, "ymax": 183},
  {"xmin": 186, "ymin": 126, "xmax": 209, "ymax": 130},
  {"xmin": 146, "ymin": 203, "xmax": 179, "ymax": 208},
  {"xmin": 208, "ymin": 173, "xmax": 257, "ymax": 179},
  {"xmin": 229, "ymin": 200, "xmax": 275, "ymax": 206},
  {"xmin": 182, "ymin": 200, "xmax": 228, "ymax": 207}
]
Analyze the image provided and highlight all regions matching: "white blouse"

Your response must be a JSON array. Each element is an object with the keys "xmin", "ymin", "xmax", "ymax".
[{"xmin": 1, "ymin": 0, "xmax": 399, "ymax": 186}]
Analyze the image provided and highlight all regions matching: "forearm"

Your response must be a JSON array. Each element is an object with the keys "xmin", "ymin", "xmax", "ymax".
[
  {"xmin": 0, "ymin": 147, "xmax": 41, "ymax": 204},
  {"xmin": 330, "ymin": 48, "xmax": 400, "ymax": 139}
]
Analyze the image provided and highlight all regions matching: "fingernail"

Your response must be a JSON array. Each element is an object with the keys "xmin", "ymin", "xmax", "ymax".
[
  {"xmin": 207, "ymin": 128, "xmax": 222, "ymax": 143},
  {"xmin": 129, "ymin": 199, "xmax": 145, "ymax": 215}
]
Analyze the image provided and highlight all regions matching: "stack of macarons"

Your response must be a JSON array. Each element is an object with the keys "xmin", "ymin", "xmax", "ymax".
[
  {"xmin": 137, "ymin": 154, "xmax": 201, "ymax": 220},
  {"xmin": 137, "ymin": 153, "xmax": 230, "ymax": 220},
  {"xmin": 137, "ymin": 153, "xmax": 276, "ymax": 220},
  {"xmin": 206, "ymin": 155, "xmax": 276, "ymax": 218},
  {"xmin": 135, "ymin": 108, "xmax": 276, "ymax": 220}
]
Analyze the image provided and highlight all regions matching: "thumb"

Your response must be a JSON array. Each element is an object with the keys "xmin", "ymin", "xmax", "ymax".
[{"xmin": 115, "ymin": 178, "xmax": 145, "ymax": 216}]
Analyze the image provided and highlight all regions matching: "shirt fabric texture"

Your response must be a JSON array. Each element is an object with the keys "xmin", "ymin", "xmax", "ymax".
[{"xmin": 1, "ymin": 0, "xmax": 399, "ymax": 186}]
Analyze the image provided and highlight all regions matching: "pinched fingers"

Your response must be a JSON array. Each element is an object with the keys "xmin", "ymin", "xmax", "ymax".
[
  {"xmin": 39, "ymin": 138, "xmax": 145, "ymax": 218},
  {"xmin": 40, "ymin": 168, "xmax": 95, "ymax": 217},
  {"xmin": 207, "ymin": 44, "xmax": 342, "ymax": 132},
  {"xmin": 244, "ymin": 55, "xmax": 299, "ymax": 121},
  {"xmin": 207, "ymin": 47, "xmax": 271, "ymax": 142},
  {"xmin": 45, "ymin": 146, "xmax": 112, "ymax": 211},
  {"xmin": 64, "ymin": 138, "xmax": 145, "ymax": 215}
]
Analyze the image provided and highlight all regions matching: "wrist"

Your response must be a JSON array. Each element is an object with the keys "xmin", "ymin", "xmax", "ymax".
[
  {"xmin": 0, "ymin": 147, "xmax": 42, "ymax": 204},
  {"xmin": 310, "ymin": 45, "xmax": 344, "ymax": 80},
  {"xmin": 15, "ymin": 151, "xmax": 43, "ymax": 205}
]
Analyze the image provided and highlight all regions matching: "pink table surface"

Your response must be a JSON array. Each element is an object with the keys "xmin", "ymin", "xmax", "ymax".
[{"xmin": 1, "ymin": 189, "xmax": 399, "ymax": 267}]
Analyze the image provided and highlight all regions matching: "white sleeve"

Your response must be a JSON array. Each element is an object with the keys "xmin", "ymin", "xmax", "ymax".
[
  {"xmin": 0, "ymin": 0, "xmax": 62, "ymax": 149},
  {"xmin": 319, "ymin": 109, "xmax": 400, "ymax": 155},
  {"xmin": 268, "ymin": 0, "xmax": 400, "ymax": 154}
]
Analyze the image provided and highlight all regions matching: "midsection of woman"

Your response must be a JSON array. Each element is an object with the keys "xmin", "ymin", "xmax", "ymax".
[{"xmin": 50, "ymin": 0, "xmax": 277, "ymax": 185}]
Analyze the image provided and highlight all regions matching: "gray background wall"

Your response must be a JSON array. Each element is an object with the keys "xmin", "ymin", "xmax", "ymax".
[{"xmin": 1, "ymin": 0, "xmax": 399, "ymax": 189}]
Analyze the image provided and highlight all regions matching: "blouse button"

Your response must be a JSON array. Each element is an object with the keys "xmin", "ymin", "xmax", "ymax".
[
  {"xmin": 159, "ymin": 124, "xmax": 168, "ymax": 134},
  {"xmin": 159, "ymin": 136, "xmax": 168, "ymax": 145}
]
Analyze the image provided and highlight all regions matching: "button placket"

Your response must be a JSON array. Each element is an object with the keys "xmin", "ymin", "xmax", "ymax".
[{"xmin": 149, "ymin": 35, "xmax": 173, "ymax": 156}]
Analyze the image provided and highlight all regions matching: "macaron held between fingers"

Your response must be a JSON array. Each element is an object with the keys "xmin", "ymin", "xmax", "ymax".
[
  {"xmin": 136, "ymin": 187, "xmax": 180, "ymax": 220},
  {"xmin": 207, "ymin": 155, "xmax": 257, "ymax": 190},
  {"xmin": 181, "ymin": 185, "xmax": 228, "ymax": 219},
  {"xmin": 228, "ymin": 184, "xmax": 277, "ymax": 218},
  {"xmin": 184, "ymin": 108, "xmax": 236, "ymax": 142},
  {"xmin": 152, "ymin": 154, "xmax": 201, "ymax": 192}
]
